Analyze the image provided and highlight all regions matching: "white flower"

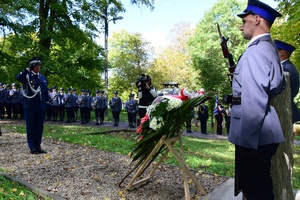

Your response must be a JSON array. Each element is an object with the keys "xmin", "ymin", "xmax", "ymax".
[
  {"xmin": 149, "ymin": 116, "xmax": 164, "ymax": 130},
  {"xmin": 166, "ymin": 98, "xmax": 182, "ymax": 111},
  {"xmin": 146, "ymin": 104, "xmax": 156, "ymax": 115},
  {"xmin": 149, "ymin": 117, "xmax": 158, "ymax": 130}
]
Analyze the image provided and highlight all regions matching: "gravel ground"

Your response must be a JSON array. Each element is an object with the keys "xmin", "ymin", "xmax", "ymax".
[{"xmin": 0, "ymin": 122, "xmax": 228, "ymax": 200}]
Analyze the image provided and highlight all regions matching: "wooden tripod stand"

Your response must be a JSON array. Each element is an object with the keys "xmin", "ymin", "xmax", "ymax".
[{"xmin": 119, "ymin": 133, "xmax": 207, "ymax": 200}]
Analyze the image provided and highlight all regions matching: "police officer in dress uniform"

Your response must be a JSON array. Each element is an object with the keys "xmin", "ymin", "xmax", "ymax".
[
  {"xmin": 65, "ymin": 88, "xmax": 74, "ymax": 123},
  {"xmin": 10, "ymin": 83, "xmax": 20, "ymax": 119},
  {"xmin": 77, "ymin": 89, "xmax": 88, "ymax": 124},
  {"xmin": 274, "ymin": 39, "xmax": 300, "ymax": 124},
  {"xmin": 214, "ymin": 100, "xmax": 225, "ymax": 135},
  {"xmin": 86, "ymin": 89, "xmax": 92, "ymax": 123},
  {"xmin": 49, "ymin": 86, "xmax": 60, "ymax": 122},
  {"xmin": 125, "ymin": 94, "xmax": 138, "ymax": 128},
  {"xmin": 229, "ymin": 1, "xmax": 286, "ymax": 199},
  {"xmin": 58, "ymin": 88, "xmax": 66, "ymax": 121},
  {"xmin": 93, "ymin": 90, "xmax": 101, "ymax": 125},
  {"xmin": 45, "ymin": 88, "xmax": 52, "ymax": 120},
  {"xmin": 0, "ymin": 83, "xmax": 6, "ymax": 119},
  {"xmin": 16, "ymin": 57, "xmax": 48, "ymax": 154},
  {"xmin": 198, "ymin": 101, "xmax": 209, "ymax": 134},
  {"xmin": 18, "ymin": 85, "xmax": 24, "ymax": 119},
  {"xmin": 72, "ymin": 88, "xmax": 78, "ymax": 122},
  {"xmin": 109, "ymin": 91, "xmax": 122, "ymax": 126},
  {"xmin": 98, "ymin": 90, "xmax": 108, "ymax": 124},
  {"xmin": 5, "ymin": 84, "xmax": 12, "ymax": 119}
]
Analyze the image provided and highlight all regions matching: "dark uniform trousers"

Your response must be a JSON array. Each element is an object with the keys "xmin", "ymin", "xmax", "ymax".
[
  {"xmin": 236, "ymin": 143, "xmax": 279, "ymax": 200},
  {"xmin": 24, "ymin": 109, "xmax": 45, "ymax": 150}
]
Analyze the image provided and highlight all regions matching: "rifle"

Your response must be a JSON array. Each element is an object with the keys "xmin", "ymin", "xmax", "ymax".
[
  {"xmin": 217, "ymin": 23, "xmax": 240, "ymax": 197},
  {"xmin": 217, "ymin": 23, "xmax": 235, "ymax": 86}
]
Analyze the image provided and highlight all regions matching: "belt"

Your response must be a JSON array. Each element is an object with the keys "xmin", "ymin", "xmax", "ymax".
[
  {"xmin": 232, "ymin": 97, "xmax": 272, "ymax": 105},
  {"xmin": 232, "ymin": 97, "xmax": 241, "ymax": 105}
]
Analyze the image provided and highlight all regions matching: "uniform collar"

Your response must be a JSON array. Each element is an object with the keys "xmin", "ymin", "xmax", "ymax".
[
  {"xmin": 281, "ymin": 59, "xmax": 288, "ymax": 64},
  {"xmin": 248, "ymin": 33, "xmax": 270, "ymax": 47}
]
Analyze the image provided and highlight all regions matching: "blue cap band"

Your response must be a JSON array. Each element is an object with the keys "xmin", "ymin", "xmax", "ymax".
[{"xmin": 247, "ymin": 5, "xmax": 276, "ymax": 23}]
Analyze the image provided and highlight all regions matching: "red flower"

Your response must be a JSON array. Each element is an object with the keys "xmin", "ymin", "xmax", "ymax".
[
  {"xmin": 136, "ymin": 125, "xmax": 142, "ymax": 134},
  {"xmin": 138, "ymin": 135, "xmax": 144, "ymax": 141},
  {"xmin": 140, "ymin": 114, "xmax": 149, "ymax": 124}
]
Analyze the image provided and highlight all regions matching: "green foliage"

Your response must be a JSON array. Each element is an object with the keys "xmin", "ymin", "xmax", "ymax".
[
  {"xmin": 149, "ymin": 22, "xmax": 199, "ymax": 91},
  {"xmin": 108, "ymin": 30, "xmax": 153, "ymax": 99},
  {"xmin": 294, "ymin": 145, "xmax": 300, "ymax": 189},
  {"xmin": 0, "ymin": 0, "xmax": 154, "ymax": 91},
  {"xmin": 273, "ymin": 0, "xmax": 300, "ymax": 71},
  {"xmin": 188, "ymin": 0, "xmax": 247, "ymax": 95}
]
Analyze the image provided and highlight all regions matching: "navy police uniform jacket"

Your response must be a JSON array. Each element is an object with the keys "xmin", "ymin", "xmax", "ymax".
[
  {"xmin": 282, "ymin": 59, "xmax": 300, "ymax": 123},
  {"xmin": 16, "ymin": 69, "xmax": 48, "ymax": 111},
  {"xmin": 109, "ymin": 97, "xmax": 122, "ymax": 112},
  {"xmin": 229, "ymin": 35, "xmax": 285, "ymax": 149}
]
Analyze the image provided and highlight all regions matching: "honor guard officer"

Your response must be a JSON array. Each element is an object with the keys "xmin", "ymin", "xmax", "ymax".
[
  {"xmin": 18, "ymin": 85, "xmax": 24, "ymax": 120},
  {"xmin": 5, "ymin": 84, "xmax": 12, "ymax": 119},
  {"xmin": 77, "ymin": 89, "xmax": 88, "ymax": 124},
  {"xmin": 93, "ymin": 90, "xmax": 101, "ymax": 125},
  {"xmin": 16, "ymin": 57, "xmax": 48, "ymax": 154},
  {"xmin": 45, "ymin": 88, "xmax": 52, "ymax": 121},
  {"xmin": 98, "ymin": 90, "xmax": 108, "ymax": 124},
  {"xmin": 0, "ymin": 83, "xmax": 6, "ymax": 119},
  {"xmin": 65, "ymin": 88, "xmax": 74, "ymax": 123},
  {"xmin": 109, "ymin": 91, "xmax": 122, "ymax": 126},
  {"xmin": 274, "ymin": 39, "xmax": 300, "ymax": 123},
  {"xmin": 229, "ymin": 0, "xmax": 286, "ymax": 199},
  {"xmin": 49, "ymin": 86, "xmax": 60, "ymax": 122},
  {"xmin": 86, "ymin": 89, "xmax": 92, "ymax": 123},
  {"xmin": 125, "ymin": 94, "xmax": 138, "ymax": 128},
  {"xmin": 58, "ymin": 87, "xmax": 66, "ymax": 121},
  {"xmin": 72, "ymin": 88, "xmax": 78, "ymax": 122},
  {"xmin": 10, "ymin": 83, "xmax": 20, "ymax": 119}
]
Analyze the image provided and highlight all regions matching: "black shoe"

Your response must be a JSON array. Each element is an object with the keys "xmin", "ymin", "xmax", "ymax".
[
  {"xmin": 187, "ymin": 130, "xmax": 193, "ymax": 133},
  {"xmin": 30, "ymin": 149, "xmax": 39, "ymax": 154},
  {"xmin": 96, "ymin": 122, "xmax": 100, "ymax": 125},
  {"xmin": 37, "ymin": 148, "xmax": 47, "ymax": 154}
]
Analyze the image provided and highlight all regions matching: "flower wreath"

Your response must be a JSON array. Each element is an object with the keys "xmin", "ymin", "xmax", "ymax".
[{"xmin": 130, "ymin": 88, "xmax": 211, "ymax": 168}]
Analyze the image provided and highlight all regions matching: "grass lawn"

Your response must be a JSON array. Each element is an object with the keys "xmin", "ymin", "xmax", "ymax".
[{"xmin": 0, "ymin": 174, "xmax": 45, "ymax": 200}]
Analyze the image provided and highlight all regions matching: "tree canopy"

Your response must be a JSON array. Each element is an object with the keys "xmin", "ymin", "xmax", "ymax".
[{"xmin": 0, "ymin": 0, "xmax": 154, "ymax": 91}]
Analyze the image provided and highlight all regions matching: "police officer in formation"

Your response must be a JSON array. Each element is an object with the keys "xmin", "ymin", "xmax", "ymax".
[
  {"xmin": 124, "ymin": 93, "xmax": 138, "ymax": 128},
  {"xmin": 10, "ymin": 83, "xmax": 20, "ymax": 119},
  {"xmin": 49, "ymin": 86, "xmax": 60, "ymax": 122},
  {"xmin": 77, "ymin": 89, "xmax": 88, "ymax": 124},
  {"xmin": 274, "ymin": 39, "xmax": 300, "ymax": 123},
  {"xmin": 58, "ymin": 88, "xmax": 66, "ymax": 121},
  {"xmin": 5, "ymin": 84, "xmax": 12, "ymax": 119},
  {"xmin": 64, "ymin": 88, "xmax": 74, "ymax": 123},
  {"xmin": 0, "ymin": 83, "xmax": 24, "ymax": 120},
  {"xmin": 93, "ymin": 90, "xmax": 108, "ymax": 125},
  {"xmin": 109, "ymin": 91, "xmax": 122, "ymax": 126},
  {"xmin": 86, "ymin": 90, "xmax": 92, "ymax": 123},
  {"xmin": 72, "ymin": 88, "xmax": 78, "ymax": 122}
]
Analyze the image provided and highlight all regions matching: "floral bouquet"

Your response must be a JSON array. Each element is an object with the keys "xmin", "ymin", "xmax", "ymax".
[{"xmin": 130, "ymin": 88, "xmax": 212, "ymax": 169}]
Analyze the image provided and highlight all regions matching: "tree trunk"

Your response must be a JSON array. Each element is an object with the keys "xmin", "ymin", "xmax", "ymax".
[{"xmin": 271, "ymin": 72, "xmax": 294, "ymax": 200}]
